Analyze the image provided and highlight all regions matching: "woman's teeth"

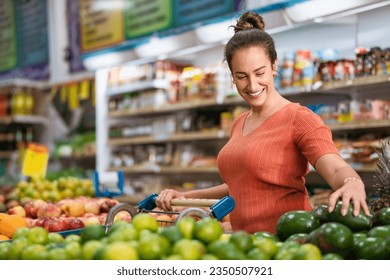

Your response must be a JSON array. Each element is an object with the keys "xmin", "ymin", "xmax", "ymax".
[{"xmin": 248, "ymin": 88, "xmax": 264, "ymax": 97}]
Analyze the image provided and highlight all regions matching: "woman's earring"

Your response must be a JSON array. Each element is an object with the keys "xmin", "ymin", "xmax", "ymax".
[{"xmin": 232, "ymin": 80, "xmax": 236, "ymax": 84}]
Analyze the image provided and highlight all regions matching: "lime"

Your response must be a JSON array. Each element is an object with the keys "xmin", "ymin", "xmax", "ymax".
[
  {"xmin": 253, "ymin": 231, "xmax": 279, "ymax": 242},
  {"xmin": 47, "ymin": 247, "xmax": 68, "ymax": 260},
  {"xmin": 208, "ymin": 240, "xmax": 246, "ymax": 260},
  {"xmin": 96, "ymin": 241, "xmax": 138, "ymax": 260},
  {"xmin": 80, "ymin": 225, "xmax": 106, "ymax": 244},
  {"xmin": 47, "ymin": 232, "xmax": 65, "ymax": 244},
  {"xmin": 27, "ymin": 227, "xmax": 49, "ymax": 245},
  {"xmin": 8, "ymin": 237, "xmax": 29, "ymax": 259},
  {"xmin": 21, "ymin": 244, "xmax": 48, "ymax": 260},
  {"xmin": 0, "ymin": 242, "xmax": 11, "ymax": 260},
  {"xmin": 12, "ymin": 227, "xmax": 30, "ymax": 240},
  {"xmin": 107, "ymin": 224, "xmax": 139, "ymax": 242},
  {"xmin": 65, "ymin": 241, "xmax": 82, "ymax": 259},
  {"xmin": 296, "ymin": 243, "xmax": 322, "ymax": 260},
  {"xmin": 172, "ymin": 239, "xmax": 201, "ymax": 260},
  {"xmin": 108, "ymin": 220, "xmax": 128, "ymax": 234},
  {"xmin": 322, "ymin": 252, "xmax": 344, "ymax": 260},
  {"xmin": 194, "ymin": 217, "xmax": 223, "ymax": 244},
  {"xmin": 176, "ymin": 217, "xmax": 196, "ymax": 239},
  {"xmin": 247, "ymin": 247, "xmax": 271, "ymax": 260},
  {"xmin": 80, "ymin": 240, "xmax": 105, "ymax": 260},
  {"xmin": 253, "ymin": 237, "xmax": 279, "ymax": 258},
  {"xmin": 201, "ymin": 253, "xmax": 219, "ymax": 260},
  {"xmin": 274, "ymin": 241, "xmax": 301, "ymax": 260},
  {"xmin": 158, "ymin": 226, "xmax": 183, "ymax": 244},
  {"xmin": 65, "ymin": 234, "xmax": 81, "ymax": 244},
  {"xmin": 229, "ymin": 230, "xmax": 253, "ymax": 252},
  {"xmin": 132, "ymin": 213, "xmax": 159, "ymax": 233},
  {"xmin": 138, "ymin": 233, "xmax": 170, "ymax": 260},
  {"xmin": 164, "ymin": 254, "xmax": 183, "ymax": 260}
]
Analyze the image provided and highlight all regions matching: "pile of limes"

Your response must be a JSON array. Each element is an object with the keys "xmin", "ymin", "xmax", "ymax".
[{"xmin": 0, "ymin": 213, "xmax": 323, "ymax": 260}]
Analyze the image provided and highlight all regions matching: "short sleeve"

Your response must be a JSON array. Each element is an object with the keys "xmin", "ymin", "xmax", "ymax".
[{"xmin": 293, "ymin": 106, "xmax": 339, "ymax": 166}]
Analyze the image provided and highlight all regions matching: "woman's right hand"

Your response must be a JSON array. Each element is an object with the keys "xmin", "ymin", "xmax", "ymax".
[{"xmin": 155, "ymin": 189, "xmax": 186, "ymax": 211}]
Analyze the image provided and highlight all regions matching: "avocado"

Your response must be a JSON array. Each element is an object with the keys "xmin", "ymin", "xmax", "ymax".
[
  {"xmin": 276, "ymin": 210, "xmax": 320, "ymax": 241},
  {"xmin": 312, "ymin": 204, "xmax": 330, "ymax": 223},
  {"xmin": 326, "ymin": 201, "xmax": 372, "ymax": 232},
  {"xmin": 306, "ymin": 222, "xmax": 353, "ymax": 257},
  {"xmin": 354, "ymin": 236, "xmax": 390, "ymax": 260},
  {"xmin": 371, "ymin": 207, "xmax": 390, "ymax": 227}
]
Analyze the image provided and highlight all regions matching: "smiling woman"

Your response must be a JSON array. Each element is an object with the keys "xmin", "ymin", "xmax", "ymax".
[{"xmin": 156, "ymin": 11, "xmax": 370, "ymax": 234}]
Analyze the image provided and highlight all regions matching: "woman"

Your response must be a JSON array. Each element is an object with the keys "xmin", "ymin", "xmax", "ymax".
[{"xmin": 156, "ymin": 11, "xmax": 370, "ymax": 234}]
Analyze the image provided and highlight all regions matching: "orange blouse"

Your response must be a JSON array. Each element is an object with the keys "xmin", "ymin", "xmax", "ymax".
[{"xmin": 217, "ymin": 103, "xmax": 339, "ymax": 234}]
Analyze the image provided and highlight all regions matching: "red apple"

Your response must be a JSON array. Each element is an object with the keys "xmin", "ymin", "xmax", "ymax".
[
  {"xmin": 44, "ymin": 218, "xmax": 70, "ymax": 232},
  {"xmin": 100, "ymin": 199, "xmax": 118, "ymax": 213},
  {"xmin": 67, "ymin": 218, "xmax": 85, "ymax": 230},
  {"xmin": 33, "ymin": 216, "xmax": 54, "ymax": 228}
]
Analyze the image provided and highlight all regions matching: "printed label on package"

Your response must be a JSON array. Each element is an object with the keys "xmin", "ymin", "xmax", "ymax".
[
  {"xmin": 79, "ymin": 0, "xmax": 125, "ymax": 52},
  {"xmin": 0, "ymin": 0, "xmax": 17, "ymax": 72},
  {"xmin": 124, "ymin": 0, "xmax": 173, "ymax": 39}
]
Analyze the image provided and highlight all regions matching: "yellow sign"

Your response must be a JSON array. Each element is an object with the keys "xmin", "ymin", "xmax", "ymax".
[
  {"xmin": 68, "ymin": 82, "xmax": 79, "ymax": 110},
  {"xmin": 22, "ymin": 143, "xmax": 49, "ymax": 178},
  {"xmin": 79, "ymin": 0, "xmax": 124, "ymax": 52}
]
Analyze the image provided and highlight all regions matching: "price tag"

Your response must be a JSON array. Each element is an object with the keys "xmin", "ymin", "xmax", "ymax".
[
  {"xmin": 68, "ymin": 82, "xmax": 79, "ymax": 110},
  {"xmin": 22, "ymin": 142, "xmax": 49, "ymax": 178}
]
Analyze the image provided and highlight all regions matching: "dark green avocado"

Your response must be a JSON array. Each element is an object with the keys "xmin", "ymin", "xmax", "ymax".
[{"xmin": 276, "ymin": 210, "xmax": 320, "ymax": 241}]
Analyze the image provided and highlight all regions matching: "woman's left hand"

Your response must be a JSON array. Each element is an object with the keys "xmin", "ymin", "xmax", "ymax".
[{"xmin": 327, "ymin": 179, "xmax": 371, "ymax": 216}]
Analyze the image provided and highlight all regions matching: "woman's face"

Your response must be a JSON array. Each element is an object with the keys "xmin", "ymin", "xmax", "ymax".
[{"xmin": 231, "ymin": 46, "xmax": 277, "ymax": 109}]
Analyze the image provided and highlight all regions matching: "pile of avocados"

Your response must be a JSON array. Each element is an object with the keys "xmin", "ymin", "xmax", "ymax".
[{"xmin": 276, "ymin": 202, "xmax": 390, "ymax": 260}]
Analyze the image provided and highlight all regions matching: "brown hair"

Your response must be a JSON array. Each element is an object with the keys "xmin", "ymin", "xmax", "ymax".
[{"xmin": 224, "ymin": 11, "xmax": 277, "ymax": 71}]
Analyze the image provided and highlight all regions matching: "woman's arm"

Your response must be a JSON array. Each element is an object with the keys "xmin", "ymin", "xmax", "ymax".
[
  {"xmin": 314, "ymin": 153, "xmax": 370, "ymax": 216},
  {"xmin": 156, "ymin": 183, "xmax": 229, "ymax": 211}
]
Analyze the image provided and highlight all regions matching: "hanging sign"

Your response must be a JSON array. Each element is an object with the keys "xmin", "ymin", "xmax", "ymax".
[
  {"xmin": 22, "ymin": 142, "xmax": 49, "ymax": 178},
  {"xmin": 14, "ymin": 0, "xmax": 49, "ymax": 68},
  {"xmin": 79, "ymin": 0, "xmax": 125, "ymax": 52},
  {"xmin": 173, "ymin": 0, "xmax": 234, "ymax": 27},
  {"xmin": 124, "ymin": 0, "xmax": 173, "ymax": 39},
  {"xmin": 0, "ymin": 0, "xmax": 17, "ymax": 72}
]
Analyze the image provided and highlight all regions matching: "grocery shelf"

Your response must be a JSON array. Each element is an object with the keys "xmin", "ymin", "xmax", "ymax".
[
  {"xmin": 328, "ymin": 119, "xmax": 390, "ymax": 131},
  {"xmin": 0, "ymin": 78, "xmax": 50, "ymax": 91},
  {"xmin": 109, "ymin": 165, "xmax": 219, "ymax": 174},
  {"xmin": 0, "ymin": 151, "xmax": 16, "ymax": 159},
  {"xmin": 108, "ymin": 129, "xmax": 230, "ymax": 146},
  {"xmin": 0, "ymin": 115, "xmax": 49, "ymax": 126},
  {"xmin": 106, "ymin": 79, "xmax": 170, "ymax": 97},
  {"xmin": 108, "ymin": 95, "xmax": 246, "ymax": 118}
]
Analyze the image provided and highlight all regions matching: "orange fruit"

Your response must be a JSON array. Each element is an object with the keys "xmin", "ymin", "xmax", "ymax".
[{"xmin": 0, "ymin": 234, "xmax": 10, "ymax": 241}]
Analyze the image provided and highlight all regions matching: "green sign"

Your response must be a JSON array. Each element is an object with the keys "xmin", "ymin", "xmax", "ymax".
[
  {"xmin": 0, "ymin": 0, "xmax": 17, "ymax": 72},
  {"xmin": 124, "ymin": 0, "xmax": 173, "ymax": 39}
]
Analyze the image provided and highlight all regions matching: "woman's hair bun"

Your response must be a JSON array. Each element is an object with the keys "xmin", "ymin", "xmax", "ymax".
[{"xmin": 234, "ymin": 11, "xmax": 265, "ymax": 33}]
